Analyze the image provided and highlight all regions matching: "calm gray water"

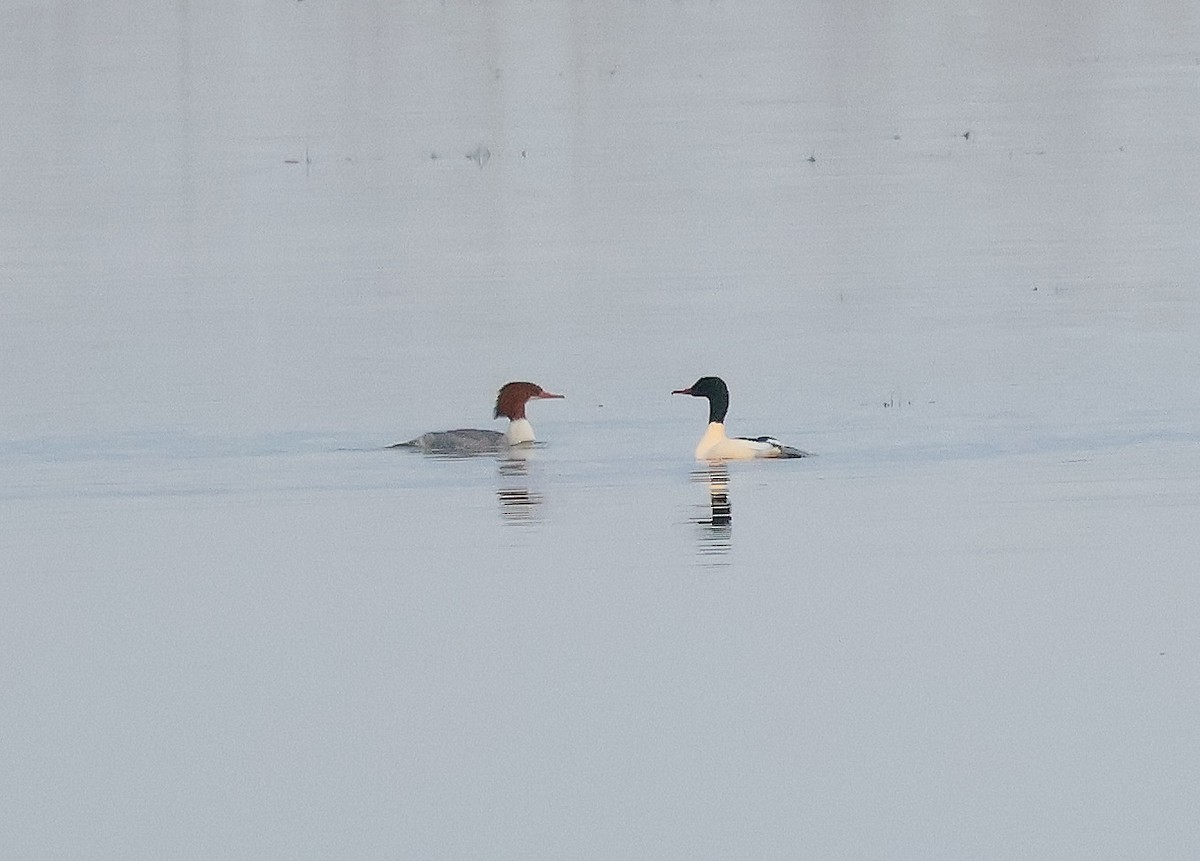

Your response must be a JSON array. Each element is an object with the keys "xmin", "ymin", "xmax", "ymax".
[{"xmin": 3, "ymin": 3, "xmax": 1199, "ymax": 859}]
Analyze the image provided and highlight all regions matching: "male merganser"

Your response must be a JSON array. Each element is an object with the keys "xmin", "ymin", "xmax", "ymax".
[
  {"xmin": 392, "ymin": 381, "xmax": 564, "ymax": 454},
  {"xmin": 672, "ymin": 376, "xmax": 810, "ymax": 460}
]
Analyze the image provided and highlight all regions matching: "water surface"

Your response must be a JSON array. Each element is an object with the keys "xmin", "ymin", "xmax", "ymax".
[{"xmin": 3, "ymin": 2, "xmax": 1199, "ymax": 859}]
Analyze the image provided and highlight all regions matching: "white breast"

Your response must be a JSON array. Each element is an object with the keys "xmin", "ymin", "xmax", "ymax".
[
  {"xmin": 693, "ymin": 423, "xmax": 772, "ymax": 459},
  {"xmin": 505, "ymin": 418, "xmax": 536, "ymax": 445}
]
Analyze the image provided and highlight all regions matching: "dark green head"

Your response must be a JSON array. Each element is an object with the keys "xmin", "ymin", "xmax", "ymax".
[{"xmin": 672, "ymin": 376, "xmax": 729, "ymax": 424}]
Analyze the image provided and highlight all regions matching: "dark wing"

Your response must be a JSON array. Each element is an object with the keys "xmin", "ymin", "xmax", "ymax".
[{"xmin": 737, "ymin": 435, "xmax": 813, "ymax": 458}]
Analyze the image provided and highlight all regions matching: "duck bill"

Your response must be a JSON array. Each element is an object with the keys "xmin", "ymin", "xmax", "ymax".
[
  {"xmin": 535, "ymin": 391, "xmax": 565, "ymax": 399},
  {"xmin": 672, "ymin": 387, "xmax": 694, "ymax": 395}
]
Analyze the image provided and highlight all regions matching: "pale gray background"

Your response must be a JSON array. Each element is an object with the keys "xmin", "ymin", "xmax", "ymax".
[{"xmin": 3, "ymin": 2, "xmax": 1199, "ymax": 859}]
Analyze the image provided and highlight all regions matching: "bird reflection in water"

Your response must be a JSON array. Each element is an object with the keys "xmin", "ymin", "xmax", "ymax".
[
  {"xmin": 692, "ymin": 463, "xmax": 732, "ymax": 563},
  {"xmin": 496, "ymin": 452, "xmax": 543, "ymax": 524}
]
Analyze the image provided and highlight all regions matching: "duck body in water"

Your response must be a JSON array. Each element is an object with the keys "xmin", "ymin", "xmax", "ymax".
[
  {"xmin": 393, "ymin": 381, "xmax": 564, "ymax": 454},
  {"xmin": 672, "ymin": 376, "xmax": 811, "ymax": 460}
]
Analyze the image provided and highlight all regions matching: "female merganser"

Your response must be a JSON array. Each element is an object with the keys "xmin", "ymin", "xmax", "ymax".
[
  {"xmin": 393, "ymin": 381, "xmax": 564, "ymax": 454},
  {"xmin": 672, "ymin": 376, "xmax": 810, "ymax": 460}
]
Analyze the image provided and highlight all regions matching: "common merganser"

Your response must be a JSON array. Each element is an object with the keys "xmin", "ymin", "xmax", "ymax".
[
  {"xmin": 392, "ymin": 381, "xmax": 564, "ymax": 454},
  {"xmin": 672, "ymin": 376, "xmax": 810, "ymax": 460}
]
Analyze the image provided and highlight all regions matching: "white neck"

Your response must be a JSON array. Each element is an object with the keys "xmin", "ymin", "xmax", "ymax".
[
  {"xmin": 505, "ymin": 418, "xmax": 535, "ymax": 445},
  {"xmin": 695, "ymin": 422, "xmax": 728, "ymax": 459}
]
